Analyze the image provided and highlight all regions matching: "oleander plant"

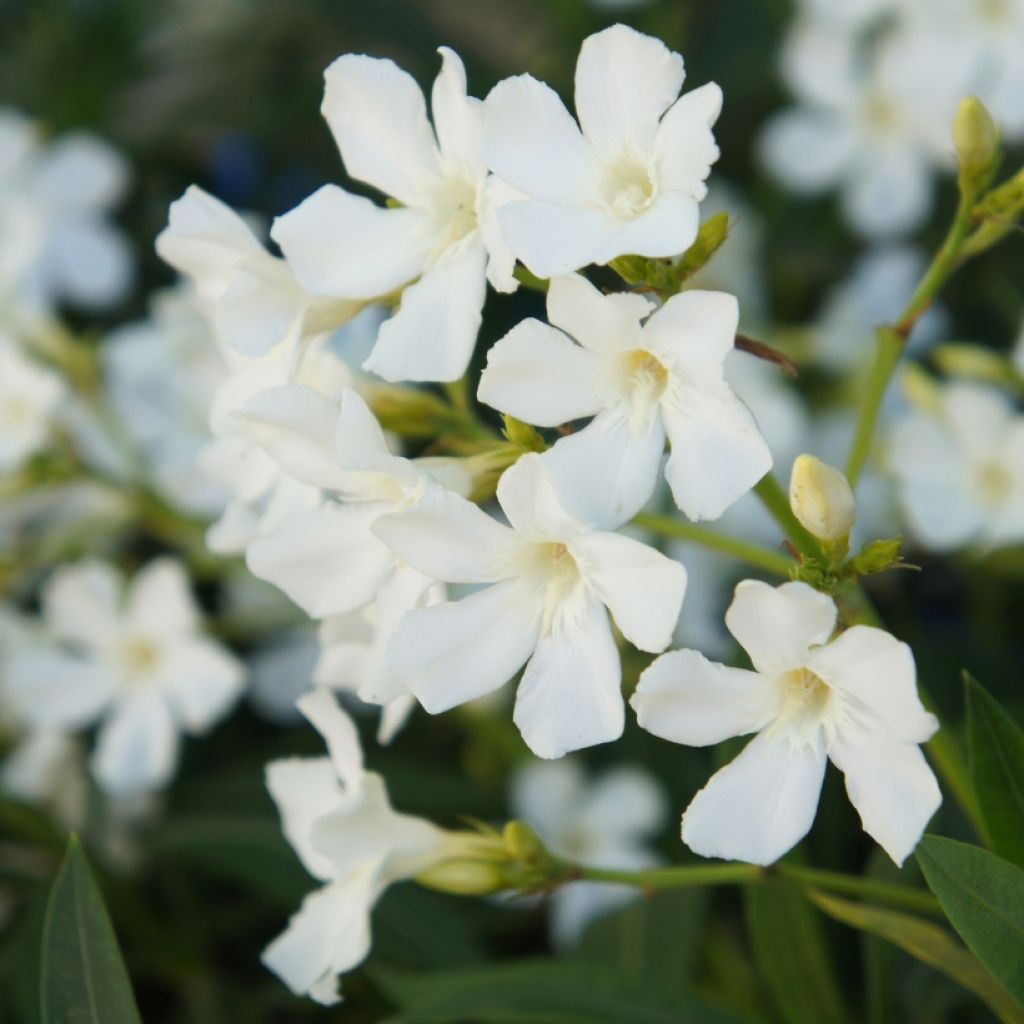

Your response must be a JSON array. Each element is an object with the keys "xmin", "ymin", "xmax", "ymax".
[{"xmin": 1, "ymin": 2, "xmax": 1024, "ymax": 1022}]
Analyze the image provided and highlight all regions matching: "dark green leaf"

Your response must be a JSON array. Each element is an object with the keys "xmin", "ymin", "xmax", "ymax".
[
  {"xmin": 40, "ymin": 835, "xmax": 141, "ymax": 1024},
  {"xmin": 744, "ymin": 880, "xmax": 845, "ymax": 1024},
  {"xmin": 965, "ymin": 673, "xmax": 1024, "ymax": 867},
  {"xmin": 809, "ymin": 889, "xmax": 1024, "ymax": 1024},
  {"xmin": 916, "ymin": 835, "xmax": 1024, "ymax": 1006}
]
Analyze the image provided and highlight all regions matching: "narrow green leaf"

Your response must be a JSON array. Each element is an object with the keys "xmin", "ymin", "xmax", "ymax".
[
  {"xmin": 965, "ymin": 673, "xmax": 1024, "ymax": 866},
  {"xmin": 809, "ymin": 889, "xmax": 1024, "ymax": 1024},
  {"xmin": 916, "ymin": 835, "xmax": 1024, "ymax": 1006},
  {"xmin": 40, "ymin": 835, "xmax": 141, "ymax": 1024},
  {"xmin": 744, "ymin": 880, "xmax": 845, "ymax": 1024}
]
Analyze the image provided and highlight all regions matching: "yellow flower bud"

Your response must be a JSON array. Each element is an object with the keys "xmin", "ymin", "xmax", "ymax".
[
  {"xmin": 952, "ymin": 96, "xmax": 998, "ymax": 189},
  {"xmin": 415, "ymin": 858, "xmax": 508, "ymax": 896},
  {"xmin": 789, "ymin": 455, "xmax": 855, "ymax": 543}
]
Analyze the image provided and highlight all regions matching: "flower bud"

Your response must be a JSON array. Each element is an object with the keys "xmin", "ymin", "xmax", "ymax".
[
  {"xmin": 953, "ymin": 96, "xmax": 998, "ymax": 189},
  {"xmin": 503, "ymin": 820, "xmax": 545, "ymax": 865},
  {"xmin": 415, "ymin": 858, "xmax": 508, "ymax": 896},
  {"xmin": 789, "ymin": 455, "xmax": 855, "ymax": 543}
]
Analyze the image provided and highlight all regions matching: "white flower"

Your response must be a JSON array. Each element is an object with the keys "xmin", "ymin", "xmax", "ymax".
[
  {"xmin": 0, "ymin": 335, "xmax": 66, "ymax": 471},
  {"xmin": 511, "ymin": 759, "xmax": 666, "ymax": 946},
  {"xmin": 375, "ymin": 452, "xmax": 687, "ymax": 758},
  {"xmin": 481, "ymin": 24, "xmax": 721, "ymax": 278},
  {"xmin": 478, "ymin": 274, "xmax": 771, "ymax": 523},
  {"xmin": 5, "ymin": 558, "xmax": 245, "ymax": 794},
  {"xmin": 888, "ymin": 381, "xmax": 1024, "ymax": 551},
  {"xmin": 156, "ymin": 185, "xmax": 359, "ymax": 358},
  {"xmin": 263, "ymin": 688, "xmax": 454, "ymax": 1004},
  {"xmin": 272, "ymin": 47, "xmax": 516, "ymax": 384},
  {"xmin": 0, "ymin": 109, "xmax": 131, "ymax": 313},
  {"xmin": 632, "ymin": 580, "xmax": 941, "ymax": 866}
]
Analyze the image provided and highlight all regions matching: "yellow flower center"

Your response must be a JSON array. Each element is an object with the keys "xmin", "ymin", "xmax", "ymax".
[
  {"xmin": 975, "ymin": 460, "xmax": 1011, "ymax": 505},
  {"xmin": 120, "ymin": 636, "xmax": 160, "ymax": 679},
  {"xmin": 600, "ymin": 156, "xmax": 657, "ymax": 219},
  {"xmin": 523, "ymin": 541, "xmax": 584, "ymax": 636}
]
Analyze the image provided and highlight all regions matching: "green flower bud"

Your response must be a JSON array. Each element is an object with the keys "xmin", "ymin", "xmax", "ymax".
[
  {"xmin": 415, "ymin": 858, "xmax": 508, "ymax": 896},
  {"xmin": 789, "ymin": 454, "xmax": 855, "ymax": 544},
  {"xmin": 953, "ymin": 96, "xmax": 999, "ymax": 190},
  {"xmin": 503, "ymin": 820, "xmax": 545, "ymax": 865}
]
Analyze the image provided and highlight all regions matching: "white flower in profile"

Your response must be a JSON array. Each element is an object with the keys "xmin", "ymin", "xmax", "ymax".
[
  {"xmin": 0, "ymin": 336, "xmax": 66, "ymax": 471},
  {"xmin": 511, "ymin": 759, "xmax": 666, "ymax": 947},
  {"xmin": 633, "ymin": 580, "xmax": 940, "ymax": 866},
  {"xmin": 481, "ymin": 24, "xmax": 722, "ymax": 278},
  {"xmin": 887, "ymin": 381, "xmax": 1024, "ymax": 551},
  {"xmin": 263, "ymin": 688, "xmax": 456, "ymax": 1004},
  {"xmin": 478, "ymin": 274, "xmax": 771, "ymax": 524},
  {"xmin": 272, "ymin": 47, "xmax": 517, "ymax": 384},
  {"xmin": 156, "ymin": 185, "xmax": 360, "ymax": 358},
  {"xmin": 5, "ymin": 559, "xmax": 245, "ymax": 795},
  {"xmin": 375, "ymin": 452, "xmax": 687, "ymax": 759}
]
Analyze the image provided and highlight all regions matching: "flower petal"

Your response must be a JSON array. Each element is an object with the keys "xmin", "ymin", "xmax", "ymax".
[
  {"xmin": 91, "ymin": 694, "xmax": 180, "ymax": 794},
  {"xmin": 4, "ymin": 649, "xmax": 114, "ymax": 730},
  {"xmin": 125, "ymin": 558, "xmax": 199, "ymax": 639},
  {"xmin": 725, "ymin": 580, "xmax": 837, "ymax": 677},
  {"xmin": 570, "ymin": 530, "xmax": 686, "ymax": 652},
  {"xmin": 654, "ymin": 82, "xmax": 723, "ymax": 194},
  {"xmin": 580, "ymin": 765, "xmax": 668, "ymax": 839},
  {"xmin": 160, "ymin": 638, "xmax": 244, "ymax": 734},
  {"xmin": 496, "ymin": 452, "xmax": 587, "ymax": 540},
  {"xmin": 511, "ymin": 759, "xmax": 585, "ymax": 839},
  {"xmin": 495, "ymin": 199, "xmax": 612, "ymax": 279},
  {"xmin": 632, "ymin": 648, "xmax": 776, "ymax": 746},
  {"xmin": 682, "ymin": 728, "xmax": 827, "ymax": 865},
  {"xmin": 513, "ymin": 598, "xmax": 623, "ymax": 758},
  {"xmin": 431, "ymin": 47, "xmax": 485, "ymax": 179},
  {"xmin": 591, "ymin": 190, "xmax": 700, "ymax": 264},
  {"xmin": 842, "ymin": 143, "xmax": 931, "ymax": 238},
  {"xmin": 41, "ymin": 560, "xmax": 121, "ymax": 651},
  {"xmin": 642, "ymin": 289, "xmax": 738, "ymax": 380},
  {"xmin": 545, "ymin": 273, "xmax": 651, "ymax": 354},
  {"xmin": 296, "ymin": 687, "xmax": 364, "ymax": 788},
  {"xmin": 758, "ymin": 109, "xmax": 857, "ymax": 194}
]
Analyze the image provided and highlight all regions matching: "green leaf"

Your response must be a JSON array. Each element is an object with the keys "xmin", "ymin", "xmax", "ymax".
[
  {"xmin": 744, "ymin": 880, "xmax": 845, "ymax": 1024},
  {"xmin": 916, "ymin": 835, "xmax": 1024, "ymax": 1006},
  {"xmin": 373, "ymin": 960, "xmax": 754, "ymax": 1024},
  {"xmin": 40, "ymin": 835, "xmax": 141, "ymax": 1024},
  {"xmin": 809, "ymin": 889, "xmax": 1024, "ymax": 1024},
  {"xmin": 965, "ymin": 673, "xmax": 1024, "ymax": 867}
]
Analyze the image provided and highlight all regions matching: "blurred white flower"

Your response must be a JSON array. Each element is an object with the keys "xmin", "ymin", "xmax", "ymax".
[
  {"xmin": 511, "ymin": 758, "xmax": 666, "ymax": 946},
  {"xmin": 633, "ymin": 580, "xmax": 940, "ymax": 866},
  {"xmin": 482, "ymin": 24, "xmax": 721, "ymax": 277},
  {"xmin": 888, "ymin": 380, "xmax": 1024, "ymax": 550},
  {"xmin": 0, "ymin": 335, "xmax": 66, "ymax": 471},
  {"xmin": 5, "ymin": 558, "xmax": 244, "ymax": 795},
  {"xmin": 0, "ymin": 109, "xmax": 131, "ymax": 314},
  {"xmin": 273, "ymin": 47, "xmax": 517, "ymax": 383},
  {"xmin": 478, "ymin": 275, "xmax": 771, "ymax": 523},
  {"xmin": 376, "ymin": 452, "xmax": 686, "ymax": 758}
]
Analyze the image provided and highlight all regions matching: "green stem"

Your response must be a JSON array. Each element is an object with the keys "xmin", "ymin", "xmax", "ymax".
[
  {"xmin": 753, "ymin": 474, "xmax": 821, "ymax": 559},
  {"xmin": 774, "ymin": 864, "xmax": 940, "ymax": 916},
  {"xmin": 633, "ymin": 512, "xmax": 795, "ymax": 577},
  {"xmin": 575, "ymin": 863, "xmax": 762, "ymax": 890}
]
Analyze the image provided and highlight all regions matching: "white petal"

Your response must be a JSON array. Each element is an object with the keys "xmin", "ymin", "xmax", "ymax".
[
  {"xmin": 431, "ymin": 48, "xmax": 485, "ymax": 179},
  {"xmin": 829, "ymin": 727, "xmax": 941, "ymax": 866},
  {"xmin": 377, "ymin": 696, "xmax": 416, "ymax": 745},
  {"xmin": 334, "ymin": 388, "xmax": 396, "ymax": 470},
  {"xmin": 513, "ymin": 599, "xmax": 623, "ymax": 759},
  {"xmin": 387, "ymin": 579, "xmax": 539, "ymax": 713},
  {"xmin": 662, "ymin": 385, "xmax": 772, "ymax": 521},
  {"xmin": 580, "ymin": 765, "xmax": 668, "ymax": 838},
  {"xmin": 842, "ymin": 144, "xmax": 931, "ymax": 238},
  {"xmin": 47, "ymin": 220, "xmax": 132, "ymax": 310},
  {"xmin": 482, "ymin": 74, "xmax": 593, "ymax": 205},
  {"xmin": 496, "ymin": 452, "xmax": 586, "ymax": 540},
  {"xmin": 632, "ymin": 648, "xmax": 777, "ymax": 746},
  {"xmin": 41, "ymin": 560, "xmax": 121, "ymax": 650},
  {"xmin": 246, "ymin": 503, "xmax": 395, "ymax": 618},
  {"xmin": 654, "ymin": 82, "xmax": 723, "ymax": 194},
  {"xmin": 682, "ymin": 728, "xmax": 827, "ymax": 865},
  {"xmin": 161, "ymin": 638, "xmax": 244, "ymax": 733},
  {"xmin": 574, "ymin": 25, "xmax": 685, "ymax": 152},
  {"xmin": 510, "ymin": 759, "xmax": 585, "ymax": 838},
  {"xmin": 92, "ymin": 694, "xmax": 180, "ymax": 794},
  {"xmin": 373, "ymin": 485, "xmax": 521, "ymax": 583},
  {"xmin": 570, "ymin": 530, "xmax": 686, "ymax": 652},
  {"xmin": 590, "ymin": 190, "xmax": 700, "ymax": 264},
  {"xmin": 806, "ymin": 626, "xmax": 938, "ymax": 745},
  {"xmin": 550, "ymin": 881, "xmax": 637, "ymax": 950},
  {"xmin": 642, "ymin": 289, "xmax": 737, "ymax": 381},
  {"xmin": 37, "ymin": 133, "xmax": 128, "ymax": 210},
  {"xmin": 943, "ymin": 383, "xmax": 1015, "ymax": 463},
  {"xmin": 125, "ymin": 558, "xmax": 199, "ymax": 639},
  {"xmin": 272, "ymin": 185, "xmax": 432, "ymax": 299},
  {"xmin": 4, "ymin": 649, "xmax": 113, "ymax": 729},
  {"xmin": 477, "ymin": 319, "xmax": 602, "ymax": 426},
  {"xmin": 725, "ymin": 580, "xmax": 837, "ymax": 677},
  {"xmin": 297, "ymin": 687, "xmax": 364, "ymax": 788},
  {"xmin": 362, "ymin": 234, "xmax": 486, "ymax": 383},
  {"xmin": 495, "ymin": 200, "xmax": 612, "ymax": 279},
  {"xmin": 545, "ymin": 273, "xmax": 651, "ymax": 354},
  {"xmin": 758, "ymin": 109, "xmax": 856, "ymax": 194}
]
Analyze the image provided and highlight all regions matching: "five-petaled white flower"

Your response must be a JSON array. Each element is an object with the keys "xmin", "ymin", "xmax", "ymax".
[
  {"xmin": 0, "ymin": 335, "xmax": 66, "ymax": 471},
  {"xmin": 272, "ymin": 47, "xmax": 516, "ymax": 384},
  {"xmin": 375, "ymin": 452, "xmax": 687, "ymax": 759},
  {"xmin": 632, "ymin": 580, "xmax": 940, "ymax": 866},
  {"xmin": 481, "ymin": 24, "xmax": 721, "ymax": 278},
  {"xmin": 5, "ymin": 559, "xmax": 245, "ymax": 795},
  {"xmin": 888, "ymin": 380, "xmax": 1024, "ymax": 551},
  {"xmin": 263, "ymin": 688, "xmax": 466, "ymax": 1005},
  {"xmin": 478, "ymin": 274, "xmax": 772, "ymax": 523}
]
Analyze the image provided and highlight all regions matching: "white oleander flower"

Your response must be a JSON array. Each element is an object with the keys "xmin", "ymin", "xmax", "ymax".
[
  {"xmin": 156, "ymin": 185, "xmax": 359, "ymax": 358},
  {"xmin": 887, "ymin": 380, "xmax": 1024, "ymax": 551},
  {"xmin": 511, "ymin": 759, "xmax": 666, "ymax": 947},
  {"xmin": 272, "ymin": 47, "xmax": 517, "ymax": 384},
  {"xmin": 375, "ymin": 452, "xmax": 687, "ymax": 758},
  {"xmin": 482, "ymin": 24, "xmax": 721, "ymax": 278},
  {"xmin": 0, "ymin": 335, "xmax": 66, "ymax": 471},
  {"xmin": 0, "ymin": 109, "xmax": 131, "ymax": 313},
  {"xmin": 263, "ymin": 688, "xmax": 467, "ymax": 1004},
  {"xmin": 478, "ymin": 274, "xmax": 771, "ymax": 524},
  {"xmin": 632, "ymin": 580, "xmax": 941, "ymax": 866},
  {"xmin": 5, "ymin": 559, "xmax": 245, "ymax": 795}
]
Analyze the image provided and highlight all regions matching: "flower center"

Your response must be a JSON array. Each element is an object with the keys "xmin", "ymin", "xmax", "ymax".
[
  {"xmin": 770, "ymin": 666, "xmax": 832, "ymax": 742},
  {"xmin": 119, "ymin": 636, "xmax": 161, "ymax": 681},
  {"xmin": 599, "ymin": 156, "xmax": 657, "ymax": 219},
  {"xmin": 523, "ymin": 541, "xmax": 585, "ymax": 636},
  {"xmin": 431, "ymin": 175, "xmax": 479, "ymax": 256},
  {"xmin": 977, "ymin": 0, "xmax": 1010, "ymax": 22},
  {"xmin": 975, "ymin": 460, "xmax": 1011, "ymax": 505},
  {"xmin": 862, "ymin": 92, "xmax": 900, "ymax": 135},
  {"xmin": 616, "ymin": 348, "xmax": 669, "ymax": 433}
]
